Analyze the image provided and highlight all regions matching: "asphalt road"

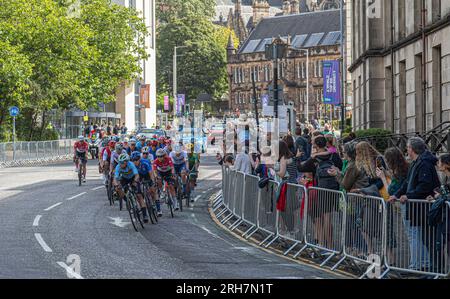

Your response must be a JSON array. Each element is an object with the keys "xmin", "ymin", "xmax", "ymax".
[{"xmin": 0, "ymin": 155, "xmax": 341, "ymax": 279}]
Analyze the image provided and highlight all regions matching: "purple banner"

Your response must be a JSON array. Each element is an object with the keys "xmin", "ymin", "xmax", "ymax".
[
  {"xmin": 177, "ymin": 94, "xmax": 185, "ymax": 116},
  {"xmin": 164, "ymin": 96, "xmax": 169, "ymax": 111},
  {"xmin": 323, "ymin": 60, "xmax": 341, "ymax": 105}
]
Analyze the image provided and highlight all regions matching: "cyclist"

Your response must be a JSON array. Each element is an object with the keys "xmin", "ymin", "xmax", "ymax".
[
  {"xmin": 163, "ymin": 139, "xmax": 173, "ymax": 156},
  {"xmin": 131, "ymin": 151, "xmax": 160, "ymax": 216},
  {"xmin": 114, "ymin": 153, "xmax": 149, "ymax": 223},
  {"xmin": 170, "ymin": 144, "xmax": 189, "ymax": 199},
  {"xmin": 101, "ymin": 140, "xmax": 115, "ymax": 185},
  {"xmin": 73, "ymin": 135, "xmax": 89, "ymax": 182},
  {"xmin": 158, "ymin": 136, "xmax": 166, "ymax": 149},
  {"xmin": 187, "ymin": 143, "xmax": 200, "ymax": 198},
  {"xmin": 149, "ymin": 141, "xmax": 158, "ymax": 161},
  {"xmin": 141, "ymin": 146, "xmax": 154, "ymax": 164},
  {"xmin": 136, "ymin": 136, "xmax": 146, "ymax": 152},
  {"xmin": 153, "ymin": 148, "xmax": 177, "ymax": 213},
  {"xmin": 126, "ymin": 139, "xmax": 138, "ymax": 155},
  {"xmin": 110, "ymin": 142, "xmax": 126, "ymax": 175}
]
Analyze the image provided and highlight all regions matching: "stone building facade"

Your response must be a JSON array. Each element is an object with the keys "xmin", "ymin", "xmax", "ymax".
[
  {"xmin": 350, "ymin": 0, "xmax": 450, "ymax": 133},
  {"xmin": 227, "ymin": 10, "xmax": 343, "ymax": 121}
]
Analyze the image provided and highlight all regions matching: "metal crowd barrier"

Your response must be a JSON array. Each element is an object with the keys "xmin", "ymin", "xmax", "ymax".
[
  {"xmin": 382, "ymin": 199, "xmax": 450, "ymax": 279},
  {"xmin": 217, "ymin": 168, "xmax": 450, "ymax": 279},
  {"xmin": 332, "ymin": 193, "xmax": 387, "ymax": 278},
  {"xmin": 0, "ymin": 140, "xmax": 75, "ymax": 168}
]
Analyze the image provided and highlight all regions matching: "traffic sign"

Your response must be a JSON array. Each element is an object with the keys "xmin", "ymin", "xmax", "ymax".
[{"xmin": 9, "ymin": 106, "xmax": 19, "ymax": 117}]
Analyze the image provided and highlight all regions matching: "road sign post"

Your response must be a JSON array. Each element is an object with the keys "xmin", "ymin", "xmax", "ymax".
[{"xmin": 9, "ymin": 106, "xmax": 20, "ymax": 161}]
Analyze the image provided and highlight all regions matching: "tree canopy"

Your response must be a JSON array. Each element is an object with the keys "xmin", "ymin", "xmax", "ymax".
[{"xmin": 0, "ymin": 0, "xmax": 148, "ymax": 141}]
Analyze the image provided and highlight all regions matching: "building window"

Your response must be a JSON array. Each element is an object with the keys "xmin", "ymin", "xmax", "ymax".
[{"xmin": 318, "ymin": 61, "xmax": 323, "ymax": 77}]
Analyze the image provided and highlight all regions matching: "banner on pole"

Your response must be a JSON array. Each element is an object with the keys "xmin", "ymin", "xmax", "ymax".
[
  {"xmin": 140, "ymin": 84, "xmax": 150, "ymax": 108},
  {"xmin": 177, "ymin": 94, "xmax": 185, "ymax": 116},
  {"xmin": 164, "ymin": 96, "xmax": 169, "ymax": 111},
  {"xmin": 323, "ymin": 60, "xmax": 341, "ymax": 106},
  {"xmin": 261, "ymin": 94, "xmax": 269, "ymax": 107}
]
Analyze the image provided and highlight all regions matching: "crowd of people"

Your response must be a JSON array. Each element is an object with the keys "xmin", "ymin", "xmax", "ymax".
[
  {"xmin": 218, "ymin": 115, "xmax": 450, "ymax": 275},
  {"xmin": 82, "ymin": 122, "xmax": 128, "ymax": 140}
]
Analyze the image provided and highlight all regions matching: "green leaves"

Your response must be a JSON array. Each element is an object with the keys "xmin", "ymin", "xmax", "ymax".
[
  {"xmin": 156, "ymin": 0, "xmax": 231, "ymax": 111},
  {"xmin": 0, "ymin": 0, "xmax": 149, "ymax": 141}
]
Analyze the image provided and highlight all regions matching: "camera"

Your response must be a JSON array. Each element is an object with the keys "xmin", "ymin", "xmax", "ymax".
[{"xmin": 440, "ymin": 184, "xmax": 450, "ymax": 197}]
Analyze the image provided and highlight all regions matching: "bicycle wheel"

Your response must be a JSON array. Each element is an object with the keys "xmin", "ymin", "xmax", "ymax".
[
  {"xmin": 177, "ymin": 181, "xmax": 183, "ymax": 212},
  {"xmin": 144, "ymin": 190, "xmax": 155, "ymax": 225},
  {"xmin": 126, "ymin": 194, "xmax": 138, "ymax": 232},
  {"xmin": 166, "ymin": 193, "xmax": 174, "ymax": 218},
  {"xmin": 130, "ymin": 192, "xmax": 145, "ymax": 229},
  {"xmin": 78, "ymin": 165, "xmax": 82, "ymax": 186}
]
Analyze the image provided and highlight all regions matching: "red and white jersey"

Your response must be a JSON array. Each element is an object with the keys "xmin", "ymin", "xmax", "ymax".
[{"xmin": 74, "ymin": 141, "xmax": 89, "ymax": 153}]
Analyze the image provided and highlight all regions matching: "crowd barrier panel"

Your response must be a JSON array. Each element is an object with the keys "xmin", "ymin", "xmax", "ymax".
[
  {"xmin": 332, "ymin": 193, "xmax": 387, "ymax": 278},
  {"xmin": 234, "ymin": 174, "xmax": 259, "ymax": 234},
  {"xmin": 220, "ymin": 170, "xmax": 240, "ymax": 223},
  {"xmin": 228, "ymin": 172, "xmax": 246, "ymax": 230},
  {"xmin": 256, "ymin": 180, "xmax": 280, "ymax": 247},
  {"xmin": 276, "ymin": 184, "xmax": 307, "ymax": 255},
  {"xmin": 382, "ymin": 199, "xmax": 450, "ymax": 279},
  {"xmin": 216, "ymin": 169, "xmax": 235, "ymax": 218},
  {"xmin": 294, "ymin": 187, "xmax": 346, "ymax": 267}
]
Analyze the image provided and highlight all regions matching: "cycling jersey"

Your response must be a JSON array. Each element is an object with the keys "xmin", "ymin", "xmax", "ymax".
[
  {"xmin": 135, "ymin": 159, "xmax": 152, "ymax": 177},
  {"xmin": 141, "ymin": 154, "xmax": 154, "ymax": 164},
  {"xmin": 170, "ymin": 151, "xmax": 187, "ymax": 166},
  {"xmin": 114, "ymin": 161, "xmax": 139, "ymax": 181},
  {"xmin": 136, "ymin": 142, "xmax": 145, "ymax": 152},
  {"xmin": 163, "ymin": 146, "xmax": 172, "ymax": 156},
  {"xmin": 153, "ymin": 157, "xmax": 173, "ymax": 173},
  {"xmin": 126, "ymin": 146, "xmax": 138, "ymax": 156},
  {"xmin": 188, "ymin": 153, "xmax": 200, "ymax": 170},
  {"xmin": 101, "ymin": 147, "xmax": 112, "ymax": 162},
  {"xmin": 74, "ymin": 141, "xmax": 89, "ymax": 153},
  {"xmin": 149, "ymin": 148, "xmax": 158, "ymax": 160},
  {"xmin": 110, "ymin": 149, "xmax": 127, "ymax": 165}
]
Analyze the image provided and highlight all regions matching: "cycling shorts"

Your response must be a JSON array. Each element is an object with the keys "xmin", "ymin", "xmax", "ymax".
[
  {"xmin": 119, "ymin": 177, "xmax": 142, "ymax": 195},
  {"xmin": 76, "ymin": 151, "xmax": 87, "ymax": 163},
  {"xmin": 174, "ymin": 163, "xmax": 186, "ymax": 174},
  {"xmin": 157, "ymin": 171, "xmax": 175, "ymax": 185},
  {"xmin": 140, "ymin": 175, "xmax": 154, "ymax": 188}
]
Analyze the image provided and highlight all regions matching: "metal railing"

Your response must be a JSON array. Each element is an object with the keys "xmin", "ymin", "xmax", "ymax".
[
  {"xmin": 218, "ymin": 167, "xmax": 450, "ymax": 279},
  {"xmin": 0, "ymin": 140, "xmax": 75, "ymax": 168}
]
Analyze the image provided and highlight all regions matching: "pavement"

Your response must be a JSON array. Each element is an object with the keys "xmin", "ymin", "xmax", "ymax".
[{"xmin": 0, "ymin": 155, "xmax": 342, "ymax": 279}]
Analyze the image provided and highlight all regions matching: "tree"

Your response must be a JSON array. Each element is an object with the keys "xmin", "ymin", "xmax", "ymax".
[
  {"xmin": 157, "ymin": 17, "xmax": 229, "ymax": 107},
  {"xmin": 157, "ymin": 0, "xmax": 216, "ymax": 24},
  {"xmin": 0, "ymin": 0, "xmax": 149, "ymax": 141}
]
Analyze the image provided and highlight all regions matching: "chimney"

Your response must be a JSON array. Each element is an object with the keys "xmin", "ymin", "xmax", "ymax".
[
  {"xmin": 252, "ymin": 0, "xmax": 270, "ymax": 27},
  {"xmin": 283, "ymin": 0, "xmax": 291, "ymax": 15},
  {"xmin": 290, "ymin": 0, "xmax": 300, "ymax": 14},
  {"xmin": 227, "ymin": 33, "xmax": 236, "ymax": 60}
]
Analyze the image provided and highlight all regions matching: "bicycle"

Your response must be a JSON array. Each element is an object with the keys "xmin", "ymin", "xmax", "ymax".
[
  {"xmin": 74, "ymin": 156, "xmax": 86, "ymax": 186},
  {"xmin": 159, "ymin": 178, "xmax": 174, "ymax": 218},
  {"xmin": 175, "ymin": 174, "xmax": 184, "ymax": 212},
  {"xmin": 142, "ymin": 180, "xmax": 158, "ymax": 224},
  {"xmin": 122, "ymin": 184, "xmax": 145, "ymax": 232}
]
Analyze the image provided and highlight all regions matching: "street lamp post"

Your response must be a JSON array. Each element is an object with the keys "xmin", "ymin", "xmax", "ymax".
[
  {"xmin": 340, "ymin": 0, "xmax": 346, "ymax": 132},
  {"xmin": 173, "ymin": 45, "xmax": 188, "ymax": 119}
]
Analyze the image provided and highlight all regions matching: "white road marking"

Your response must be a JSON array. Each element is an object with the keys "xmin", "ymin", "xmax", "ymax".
[
  {"xmin": 66, "ymin": 192, "xmax": 87, "ymax": 201},
  {"xmin": 108, "ymin": 217, "xmax": 130, "ymax": 228},
  {"xmin": 91, "ymin": 186, "xmax": 104, "ymax": 191},
  {"xmin": 57, "ymin": 262, "xmax": 84, "ymax": 279},
  {"xmin": 44, "ymin": 202, "xmax": 62, "ymax": 211},
  {"xmin": 33, "ymin": 215, "xmax": 42, "ymax": 227},
  {"xmin": 34, "ymin": 233, "xmax": 52, "ymax": 252},
  {"xmin": 194, "ymin": 195, "xmax": 201, "ymax": 202}
]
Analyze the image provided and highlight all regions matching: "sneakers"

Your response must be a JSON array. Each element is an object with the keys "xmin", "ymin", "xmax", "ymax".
[
  {"xmin": 82, "ymin": 177, "xmax": 86, "ymax": 183},
  {"xmin": 143, "ymin": 215, "xmax": 149, "ymax": 223},
  {"xmin": 157, "ymin": 211, "xmax": 163, "ymax": 217},
  {"xmin": 174, "ymin": 207, "xmax": 180, "ymax": 211}
]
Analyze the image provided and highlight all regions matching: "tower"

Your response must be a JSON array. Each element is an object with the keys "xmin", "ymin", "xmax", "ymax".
[
  {"xmin": 227, "ymin": 33, "xmax": 236, "ymax": 60},
  {"xmin": 252, "ymin": 0, "xmax": 270, "ymax": 27}
]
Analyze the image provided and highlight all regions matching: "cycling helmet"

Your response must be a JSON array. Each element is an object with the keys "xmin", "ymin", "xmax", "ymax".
[
  {"xmin": 156, "ymin": 149, "xmax": 166, "ymax": 158},
  {"xmin": 113, "ymin": 136, "xmax": 120, "ymax": 142},
  {"xmin": 174, "ymin": 145, "xmax": 182, "ymax": 154},
  {"xmin": 115, "ymin": 143, "xmax": 124, "ymax": 152},
  {"xmin": 130, "ymin": 151, "xmax": 141, "ymax": 161},
  {"xmin": 129, "ymin": 138, "xmax": 137, "ymax": 145},
  {"xmin": 142, "ymin": 146, "xmax": 150, "ymax": 154},
  {"xmin": 165, "ymin": 139, "xmax": 172, "ymax": 145},
  {"xmin": 139, "ymin": 135, "xmax": 146, "ymax": 141},
  {"xmin": 151, "ymin": 141, "xmax": 158, "ymax": 147},
  {"xmin": 186, "ymin": 143, "xmax": 194, "ymax": 150},
  {"xmin": 152, "ymin": 135, "xmax": 158, "ymax": 140},
  {"xmin": 108, "ymin": 141, "xmax": 116, "ymax": 148},
  {"xmin": 158, "ymin": 136, "xmax": 165, "ymax": 143},
  {"xmin": 118, "ymin": 153, "xmax": 130, "ymax": 163},
  {"xmin": 78, "ymin": 135, "xmax": 85, "ymax": 141}
]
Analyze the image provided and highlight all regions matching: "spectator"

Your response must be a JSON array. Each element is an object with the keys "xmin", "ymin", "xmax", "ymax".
[
  {"xmin": 120, "ymin": 123, "xmax": 128, "ymax": 135},
  {"xmin": 234, "ymin": 144, "xmax": 252, "ymax": 174},
  {"xmin": 390, "ymin": 137, "xmax": 441, "ymax": 271},
  {"xmin": 113, "ymin": 124, "xmax": 119, "ymax": 135},
  {"xmin": 294, "ymin": 127, "xmax": 309, "ymax": 162},
  {"xmin": 254, "ymin": 146, "xmax": 274, "ymax": 178},
  {"xmin": 223, "ymin": 154, "xmax": 234, "ymax": 167},
  {"xmin": 329, "ymin": 141, "xmax": 368, "ymax": 192},
  {"xmin": 325, "ymin": 134, "xmax": 337, "ymax": 154},
  {"xmin": 275, "ymin": 140, "xmax": 298, "ymax": 185},
  {"xmin": 283, "ymin": 135, "xmax": 296, "ymax": 157},
  {"xmin": 355, "ymin": 141, "xmax": 387, "ymax": 194},
  {"xmin": 106, "ymin": 122, "xmax": 112, "ymax": 136}
]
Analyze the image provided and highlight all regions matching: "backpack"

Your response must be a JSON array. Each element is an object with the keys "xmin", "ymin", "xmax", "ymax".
[
  {"xmin": 428, "ymin": 195, "xmax": 448, "ymax": 227},
  {"xmin": 315, "ymin": 156, "xmax": 339, "ymax": 190}
]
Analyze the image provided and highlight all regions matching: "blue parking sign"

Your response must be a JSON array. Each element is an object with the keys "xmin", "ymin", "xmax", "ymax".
[{"xmin": 9, "ymin": 106, "xmax": 19, "ymax": 117}]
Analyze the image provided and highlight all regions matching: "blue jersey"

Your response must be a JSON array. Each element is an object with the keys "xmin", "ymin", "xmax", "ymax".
[
  {"xmin": 149, "ymin": 148, "xmax": 158, "ymax": 160},
  {"xmin": 136, "ymin": 142, "xmax": 145, "ymax": 152},
  {"xmin": 136, "ymin": 159, "xmax": 152, "ymax": 177},
  {"xmin": 115, "ymin": 161, "xmax": 139, "ymax": 180}
]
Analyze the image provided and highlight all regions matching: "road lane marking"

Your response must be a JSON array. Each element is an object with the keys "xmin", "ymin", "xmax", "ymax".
[
  {"xmin": 194, "ymin": 195, "xmax": 201, "ymax": 202},
  {"xmin": 34, "ymin": 233, "xmax": 52, "ymax": 252},
  {"xmin": 57, "ymin": 262, "xmax": 84, "ymax": 279},
  {"xmin": 44, "ymin": 202, "xmax": 62, "ymax": 211},
  {"xmin": 91, "ymin": 186, "xmax": 104, "ymax": 191},
  {"xmin": 33, "ymin": 215, "xmax": 42, "ymax": 227},
  {"xmin": 66, "ymin": 192, "xmax": 87, "ymax": 201}
]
